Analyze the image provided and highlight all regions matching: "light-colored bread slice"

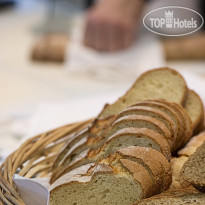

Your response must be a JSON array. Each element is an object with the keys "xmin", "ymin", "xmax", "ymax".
[
  {"xmin": 184, "ymin": 89, "xmax": 204, "ymax": 135},
  {"xmin": 56, "ymin": 114, "xmax": 171, "ymax": 171},
  {"xmin": 131, "ymin": 101, "xmax": 183, "ymax": 151},
  {"xmin": 52, "ymin": 128, "xmax": 89, "ymax": 170},
  {"xmin": 171, "ymin": 102, "xmax": 193, "ymax": 150},
  {"xmin": 50, "ymin": 128, "xmax": 171, "ymax": 184},
  {"xmin": 50, "ymin": 157, "xmax": 154, "ymax": 204},
  {"xmin": 170, "ymin": 156, "xmax": 190, "ymax": 189},
  {"xmin": 117, "ymin": 106, "xmax": 177, "ymax": 146},
  {"xmin": 180, "ymin": 141, "xmax": 205, "ymax": 192},
  {"xmin": 98, "ymin": 128, "xmax": 171, "ymax": 160},
  {"xmin": 108, "ymin": 115, "xmax": 172, "ymax": 146},
  {"xmin": 134, "ymin": 187, "xmax": 205, "ymax": 205},
  {"xmin": 52, "ymin": 116, "xmax": 116, "ymax": 170},
  {"xmin": 98, "ymin": 68, "xmax": 187, "ymax": 119},
  {"xmin": 114, "ymin": 146, "xmax": 171, "ymax": 193},
  {"xmin": 156, "ymin": 100, "xmax": 193, "ymax": 151},
  {"xmin": 178, "ymin": 131, "xmax": 205, "ymax": 157}
]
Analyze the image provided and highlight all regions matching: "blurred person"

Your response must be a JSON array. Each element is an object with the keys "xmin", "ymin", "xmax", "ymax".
[
  {"xmin": 84, "ymin": 0, "xmax": 145, "ymax": 51},
  {"xmin": 84, "ymin": 0, "xmax": 205, "ymax": 52}
]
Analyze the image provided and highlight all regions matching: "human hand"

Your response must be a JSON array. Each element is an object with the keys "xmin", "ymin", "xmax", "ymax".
[{"xmin": 84, "ymin": 0, "xmax": 145, "ymax": 52}]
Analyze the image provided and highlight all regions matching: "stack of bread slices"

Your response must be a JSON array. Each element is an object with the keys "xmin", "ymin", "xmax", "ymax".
[{"xmin": 49, "ymin": 68, "xmax": 205, "ymax": 205}]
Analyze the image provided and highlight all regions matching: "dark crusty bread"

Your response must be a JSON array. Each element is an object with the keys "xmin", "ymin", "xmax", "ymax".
[
  {"xmin": 50, "ymin": 146, "xmax": 171, "ymax": 205},
  {"xmin": 50, "ymin": 128, "xmax": 171, "ymax": 184},
  {"xmin": 134, "ymin": 187, "xmax": 205, "ymax": 205},
  {"xmin": 180, "ymin": 141, "xmax": 205, "ymax": 192},
  {"xmin": 98, "ymin": 68, "xmax": 187, "ymax": 119},
  {"xmin": 184, "ymin": 90, "xmax": 204, "ymax": 135}
]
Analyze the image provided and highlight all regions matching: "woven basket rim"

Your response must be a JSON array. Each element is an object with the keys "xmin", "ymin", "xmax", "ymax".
[{"xmin": 0, "ymin": 118, "xmax": 93, "ymax": 205}]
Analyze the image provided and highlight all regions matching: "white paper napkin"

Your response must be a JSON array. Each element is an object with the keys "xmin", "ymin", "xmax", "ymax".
[{"xmin": 13, "ymin": 174, "xmax": 49, "ymax": 205}]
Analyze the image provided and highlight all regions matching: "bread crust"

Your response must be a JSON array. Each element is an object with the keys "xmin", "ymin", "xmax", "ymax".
[
  {"xmin": 117, "ymin": 146, "xmax": 171, "ymax": 192},
  {"xmin": 185, "ymin": 90, "xmax": 204, "ymax": 135},
  {"xmin": 156, "ymin": 100, "xmax": 193, "ymax": 151},
  {"xmin": 119, "ymin": 159, "xmax": 154, "ymax": 198}
]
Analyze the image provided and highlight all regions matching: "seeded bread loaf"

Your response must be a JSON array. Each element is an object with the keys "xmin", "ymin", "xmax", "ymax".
[
  {"xmin": 50, "ymin": 146, "xmax": 171, "ymax": 205},
  {"xmin": 184, "ymin": 90, "xmax": 204, "ymax": 135},
  {"xmin": 98, "ymin": 68, "xmax": 187, "ymax": 119},
  {"xmin": 180, "ymin": 141, "xmax": 205, "ymax": 192},
  {"xmin": 50, "ymin": 128, "xmax": 171, "ymax": 184},
  {"xmin": 135, "ymin": 187, "xmax": 205, "ymax": 205}
]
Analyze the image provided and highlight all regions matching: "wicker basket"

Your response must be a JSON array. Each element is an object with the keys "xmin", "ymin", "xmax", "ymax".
[{"xmin": 0, "ymin": 119, "xmax": 93, "ymax": 205}]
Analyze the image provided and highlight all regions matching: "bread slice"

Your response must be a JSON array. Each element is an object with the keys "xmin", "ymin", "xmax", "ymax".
[
  {"xmin": 56, "ymin": 114, "xmax": 171, "ymax": 170},
  {"xmin": 178, "ymin": 131, "xmax": 205, "ymax": 157},
  {"xmin": 107, "ymin": 115, "xmax": 171, "ymax": 145},
  {"xmin": 50, "ymin": 128, "xmax": 171, "ymax": 184},
  {"xmin": 114, "ymin": 146, "xmax": 171, "ymax": 193},
  {"xmin": 131, "ymin": 101, "xmax": 183, "ymax": 151},
  {"xmin": 52, "ymin": 116, "xmax": 116, "ymax": 170},
  {"xmin": 155, "ymin": 100, "xmax": 193, "ymax": 151},
  {"xmin": 98, "ymin": 68, "xmax": 187, "ymax": 119},
  {"xmin": 184, "ymin": 89, "xmax": 204, "ymax": 135},
  {"xmin": 170, "ymin": 102, "xmax": 193, "ymax": 150},
  {"xmin": 52, "ymin": 128, "xmax": 89, "ymax": 170},
  {"xmin": 117, "ymin": 106, "xmax": 177, "ymax": 146},
  {"xmin": 180, "ymin": 141, "xmax": 205, "ymax": 192},
  {"xmin": 50, "ymin": 146, "xmax": 171, "ymax": 204},
  {"xmin": 134, "ymin": 187, "xmax": 205, "ymax": 205},
  {"xmin": 170, "ymin": 156, "xmax": 190, "ymax": 189},
  {"xmin": 50, "ymin": 158, "xmax": 153, "ymax": 204}
]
